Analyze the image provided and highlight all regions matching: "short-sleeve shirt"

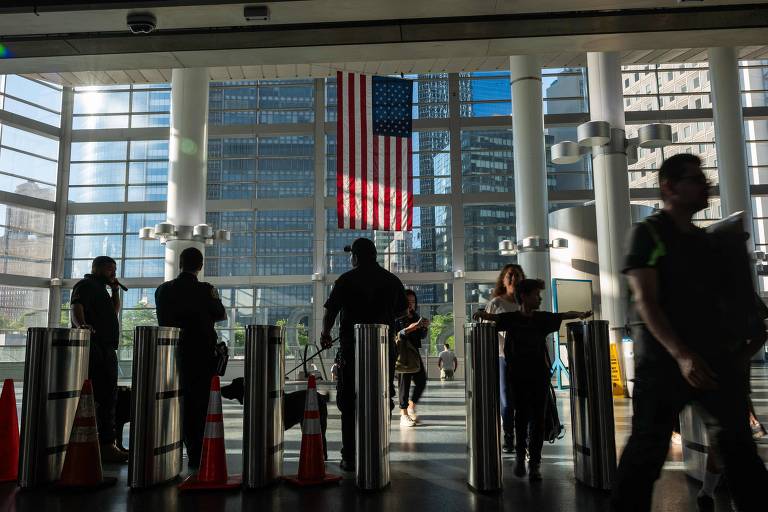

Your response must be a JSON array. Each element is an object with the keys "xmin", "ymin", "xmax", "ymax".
[
  {"xmin": 494, "ymin": 311, "xmax": 563, "ymax": 367},
  {"xmin": 623, "ymin": 211, "xmax": 720, "ymax": 371},
  {"xmin": 438, "ymin": 350, "xmax": 457, "ymax": 369},
  {"xmin": 486, "ymin": 296, "xmax": 520, "ymax": 358},
  {"xmin": 324, "ymin": 262, "xmax": 408, "ymax": 347},
  {"xmin": 70, "ymin": 274, "xmax": 120, "ymax": 350}
]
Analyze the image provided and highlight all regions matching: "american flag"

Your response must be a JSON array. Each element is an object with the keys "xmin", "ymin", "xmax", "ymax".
[{"xmin": 336, "ymin": 71, "xmax": 413, "ymax": 231}]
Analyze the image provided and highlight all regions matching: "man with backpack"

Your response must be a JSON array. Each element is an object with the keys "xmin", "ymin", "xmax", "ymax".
[{"xmin": 611, "ymin": 154, "xmax": 768, "ymax": 512}]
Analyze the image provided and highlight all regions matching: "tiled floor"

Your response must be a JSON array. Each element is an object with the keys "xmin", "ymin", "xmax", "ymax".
[{"xmin": 1, "ymin": 366, "xmax": 766, "ymax": 511}]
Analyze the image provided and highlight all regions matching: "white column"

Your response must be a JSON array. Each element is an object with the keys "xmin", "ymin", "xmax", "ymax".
[
  {"xmin": 509, "ymin": 55, "xmax": 551, "ymax": 304},
  {"xmin": 312, "ymin": 78, "xmax": 327, "ymax": 345},
  {"xmin": 709, "ymin": 47, "xmax": 754, "ymax": 241},
  {"xmin": 587, "ymin": 52, "xmax": 632, "ymax": 347},
  {"xmin": 165, "ymin": 68, "xmax": 210, "ymax": 281},
  {"xmin": 448, "ymin": 73, "xmax": 466, "ymax": 370}
]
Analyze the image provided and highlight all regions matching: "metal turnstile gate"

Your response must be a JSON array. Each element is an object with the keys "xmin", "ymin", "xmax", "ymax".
[
  {"xmin": 679, "ymin": 405, "xmax": 710, "ymax": 482},
  {"xmin": 464, "ymin": 322, "xmax": 502, "ymax": 492},
  {"xmin": 128, "ymin": 326, "xmax": 183, "ymax": 488},
  {"xmin": 18, "ymin": 328, "xmax": 90, "ymax": 488},
  {"xmin": 566, "ymin": 320, "xmax": 616, "ymax": 490},
  {"xmin": 243, "ymin": 324, "xmax": 285, "ymax": 489},
  {"xmin": 355, "ymin": 323, "xmax": 390, "ymax": 491}
]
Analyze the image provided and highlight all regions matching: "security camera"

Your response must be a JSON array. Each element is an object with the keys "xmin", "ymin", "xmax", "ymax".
[
  {"xmin": 244, "ymin": 5, "xmax": 270, "ymax": 21},
  {"xmin": 127, "ymin": 13, "xmax": 157, "ymax": 34}
]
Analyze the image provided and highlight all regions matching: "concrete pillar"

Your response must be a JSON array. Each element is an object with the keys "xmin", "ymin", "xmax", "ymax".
[
  {"xmin": 708, "ymin": 47, "xmax": 754, "ymax": 241},
  {"xmin": 587, "ymin": 52, "xmax": 632, "ymax": 346},
  {"xmin": 165, "ymin": 68, "xmax": 209, "ymax": 281},
  {"xmin": 509, "ymin": 55, "xmax": 551, "ymax": 304}
]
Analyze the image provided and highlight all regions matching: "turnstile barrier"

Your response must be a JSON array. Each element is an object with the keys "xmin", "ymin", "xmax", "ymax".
[
  {"xmin": 243, "ymin": 324, "xmax": 285, "ymax": 489},
  {"xmin": 128, "ymin": 326, "xmax": 183, "ymax": 488},
  {"xmin": 18, "ymin": 327, "xmax": 90, "ymax": 488},
  {"xmin": 566, "ymin": 320, "xmax": 616, "ymax": 490},
  {"xmin": 355, "ymin": 323, "xmax": 390, "ymax": 491},
  {"xmin": 464, "ymin": 322, "xmax": 502, "ymax": 492},
  {"xmin": 679, "ymin": 405, "xmax": 709, "ymax": 482}
]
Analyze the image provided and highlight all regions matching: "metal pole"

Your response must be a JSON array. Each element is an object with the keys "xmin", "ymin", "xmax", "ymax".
[
  {"xmin": 464, "ymin": 322, "xmax": 502, "ymax": 492},
  {"xmin": 18, "ymin": 328, "xmax": 89, "ymax": 488},
  {"xmin": 566, "ymin": 320, "xmax": 616, "ymax": 490},
  {"xmin": 243, "ymin": 325, "xmax": 285, "ymax": 489},
  {"xmin": 354, "ymin": 323, "xmax": 390, "ymax": 490},
  {"xmin": 679, "ymin": 405, "xmax": 709, "ymax": 482},
  {"xmin": 128, "ymin": 326, "xmax": 182, "ymax": 488}
]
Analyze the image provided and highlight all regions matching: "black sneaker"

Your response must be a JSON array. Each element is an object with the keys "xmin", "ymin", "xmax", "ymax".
[
  {"xmin": 513, "ymin": 457, "xmax": 526, "ymax": 477},
  {"xmin": 339, "ymin": 459, "xmax": 356, "ymax": 472},
  {"xmin": 696, "ymin": 494, "xmax": 714, "ymax": 512},
  {"xmin": 528, "ymin": 462, "xmax": 542, "ymax": 482}
]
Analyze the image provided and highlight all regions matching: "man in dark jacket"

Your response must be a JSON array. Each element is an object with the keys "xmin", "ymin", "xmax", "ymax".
[
  {"xmin": 71, "ymin": 255, "xmax": 127, "ymax": 463},
  {"xmin": 320, "ymin": 237, "xmax": 408, "ymax": 471},
  {"xmin": 155, "ymin": 247, "xmax": 226, "ymax": 470}
]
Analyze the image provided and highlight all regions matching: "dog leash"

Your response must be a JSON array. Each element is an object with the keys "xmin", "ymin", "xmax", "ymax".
[{"xmin": 286, "ymin": 337, "xmax": 338, "ymax": 375}]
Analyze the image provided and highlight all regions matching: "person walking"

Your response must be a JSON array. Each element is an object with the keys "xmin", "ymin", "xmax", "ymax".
[
  {"xmin": 320, "ymin": 238, "xmax": 408, "ymax": 472},
  {"xmin": 486, "ymin": 263, "xmax": 525, "ymax": 453},
  {"xmin": 474, "ymin": 278, "xmax": 590, "ymax": 482},
  {"xmin": 395, "ymin": 289, "xmax": 430, "ymax": 427},
  {"xmin": 155, "ymin": 247, "xmax": 227, "ymax": 470},
  {"xmin": 438, "ymin": 343, "xmax": 458, "ymax": 380},
  {"xmin": 611, "ymin": 154, "xmax": 768, "ymax": 512},
  {"xmin": 71, "ymin": 255, "xmax": 128, "ymax": 463}
]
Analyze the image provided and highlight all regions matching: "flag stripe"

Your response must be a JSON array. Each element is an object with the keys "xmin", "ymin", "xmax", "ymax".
[
  {"xmin": 336, "ymin": 71, "xmax": 344, "ymax": 229},
  {"xmin": 336, "ymin": 72, "xmax": 412, "ymax": 231},
  {"xmin": 348, "ymin": 73, "xmax": 356, "ymax": 230},
  {"xmin": 360, "ymin": 74, "xmax": 368, "ymax": 229}
]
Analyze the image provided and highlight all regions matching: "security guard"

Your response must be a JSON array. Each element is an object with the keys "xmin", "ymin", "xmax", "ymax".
[
  {"xmin": 320, "ymin": 237, "xmax": 408, "ymax": 472},
  {"xmin": 611, "ymin": 154, "xmax": 768, "ymax": 512},
  {"xmin": 156, "ymin": 247, "xmax": 227, "ymax": 470},
  {"xmin": 71, "ymin": 255, "xmax": 127, "ymax": 463}
]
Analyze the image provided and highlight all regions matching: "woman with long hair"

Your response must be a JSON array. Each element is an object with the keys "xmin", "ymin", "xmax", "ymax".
[{"xmin": 486, "ymin": 263, "xmax": 525, "ymax": 453}]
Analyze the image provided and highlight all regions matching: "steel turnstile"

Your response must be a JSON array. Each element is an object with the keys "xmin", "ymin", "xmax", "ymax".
[
  {"xmin": 679, "ymin": 405, "xmax": 710, "ymax": 482},
  {"xmin": 18, "ymin": 327, "xmax": 90, "ymax": 488},
  {"xmin": 566, "ymin": 320, "xmax": 616, "ymax": 490},
  {"xmin": 128, "ymin": 326, "xmax": 183, "ymax": 488}
]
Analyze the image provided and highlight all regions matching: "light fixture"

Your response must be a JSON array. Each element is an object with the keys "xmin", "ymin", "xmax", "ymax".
[
  {"xmin": 453, "ymin": 269, "xmax": 465, "ymax": 279},
  {"xmin": 577, "ymin": 121, "xmax": 611, "ymax": 147},
  {"xmin": 551, "ymin": 120, "xmax": 672, "ymax": 167},
  {"xmin": 638, "ymin": 123, "xmax": 673, "ymax": 148},
  {"xmin": 139, "ymin": 221, "xmax": 230, "ymax": 246},
  {"xmin": 498, "ymin": 237, "xmax": 569, "ymax": 256}
]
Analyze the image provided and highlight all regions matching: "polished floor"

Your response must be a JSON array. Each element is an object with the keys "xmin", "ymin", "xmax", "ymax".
[{"xmin": 2, "ymin": 366, "xmax": 767, "ymax": 512}]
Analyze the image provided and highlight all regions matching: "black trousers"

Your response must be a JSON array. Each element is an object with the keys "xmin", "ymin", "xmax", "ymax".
[
  {"xmin": 610, "ymin": 364, "xmax": 768, "ymax": 512},
  {"xmin": 181, "ymin": 370, "xmax": 214, "ymax": 469},
  {"xmin": 88, "ymin": 343, "xmax": 118, "ymax": 444},
  {"xmin": 398, "ymin": 353, "xmax": 426, "ymax": 410},
  {"xmin": 336, "ymin": 343, "xmax": 396, "ymax": 463},
  {"xmin": 499, "ymin": 356, "xmax": 515, "ymax": 445},
  {"xmin": 509, "ymin": 368, "xmax": 549, "ymax": 463}
]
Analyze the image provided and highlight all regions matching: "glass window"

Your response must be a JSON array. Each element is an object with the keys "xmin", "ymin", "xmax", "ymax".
[
  {"xmin": 399, "ymin": 282, "xmax": 454, "ymax": 356},
  {"xmin": 209, "ymin": 80, "xmax": 314, "ymax": 125},
  {"xmin": 0, "ymin": 202, "xmax": 53, "ymax": 277},
  {"xmin": 0, "ymin": 285, "xmax": 49, "ymax": 361},
  {"xmin": 461, "ymin": 129, "xmax": 513, "ymax": 193},
  {"xmin": 1, "ymin": 76, "xmax": 62, "ymax": 126},
  {"xmin": 464, "ymin": 204, "xmax": 516, "ymax": 271}
]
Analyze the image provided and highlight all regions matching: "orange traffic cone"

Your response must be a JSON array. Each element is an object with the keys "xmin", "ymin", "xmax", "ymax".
[
  {"xmin": 55, "ymin": 380, "xmax": 117, "ymax": 489},
  {"xmin": 179, "ymin": 375, "xmax": 241, "ymax": 491},
  {"xmin": 0, "ymin": 379, "xmax": 19, "ymax": 482},
  {"xmin": 285, "ymin": 375, "xmax": 341, "ymax": 486}
]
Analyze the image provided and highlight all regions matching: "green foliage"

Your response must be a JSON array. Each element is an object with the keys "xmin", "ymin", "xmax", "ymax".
[
  {"xmin": 428, "ymin": 313, "xmax": 454, "ymax": 355},
  {"xmin": 121, "ymin": 301, "xmax": 157, "ymax": 345}
]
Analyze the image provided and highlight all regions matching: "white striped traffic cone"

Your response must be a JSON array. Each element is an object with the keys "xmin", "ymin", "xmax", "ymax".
[
  {"xmin": 285, "ymin": 375, "xmax": 341, "ymax": 486},
  {"xmin": 179, "ymin": 375, "xmax": 241, "ymax": 491}
]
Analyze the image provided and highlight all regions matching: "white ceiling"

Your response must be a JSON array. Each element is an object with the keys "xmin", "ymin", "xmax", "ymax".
[
  {"xmin": 0, "ymin": 1, "xmax": 763, "ymax": 37},
  {"xmin": 1, "ymin": 1, "xmax": 767, "ymax": 85}
]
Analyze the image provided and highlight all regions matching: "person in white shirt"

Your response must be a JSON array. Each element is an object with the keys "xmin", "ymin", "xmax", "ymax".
[
  {"xmin": 437, "ymin": 343, "xmax": 458, "ymax": 380},
  {"xmin": 485, "ymin": 263, "xmax": 525, "ymax": 454}
]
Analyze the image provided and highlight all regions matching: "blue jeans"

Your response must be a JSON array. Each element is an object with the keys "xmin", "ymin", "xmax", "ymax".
[{"xmin": 499, "ymin": 356, "xmax": 514, "ymax": 444}]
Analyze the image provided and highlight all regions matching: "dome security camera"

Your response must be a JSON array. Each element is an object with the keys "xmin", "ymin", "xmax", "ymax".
[{"xmin": 127, "ymin": 13, "xmax": 157, "ymax": 34}]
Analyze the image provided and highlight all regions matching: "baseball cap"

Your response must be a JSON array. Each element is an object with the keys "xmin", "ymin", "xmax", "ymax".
[{"xmin": 343, "ymin": 237, "xmax": 377, "ymax": 258}]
